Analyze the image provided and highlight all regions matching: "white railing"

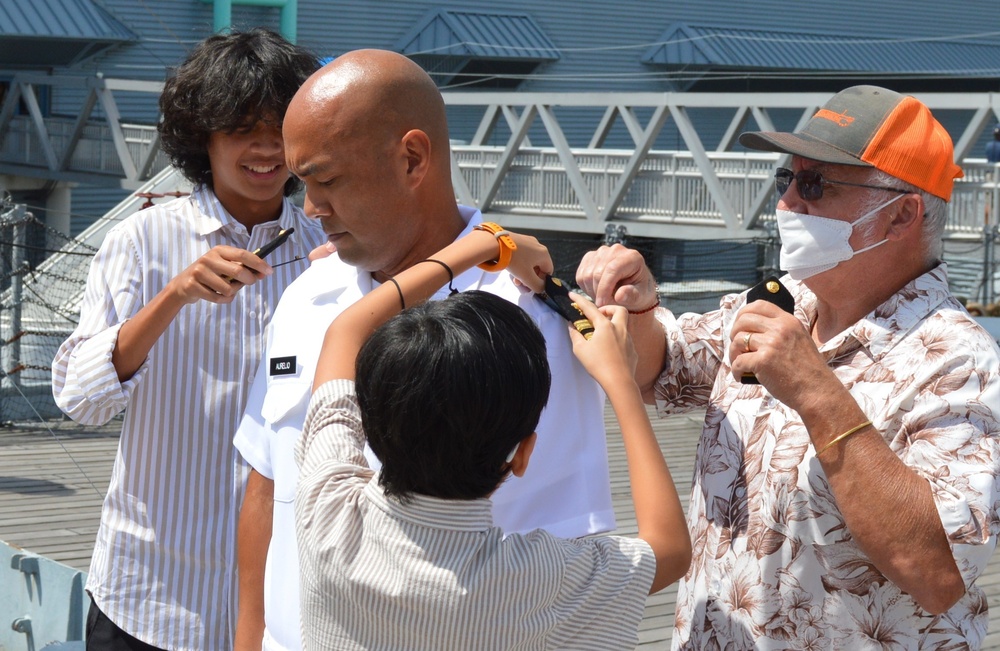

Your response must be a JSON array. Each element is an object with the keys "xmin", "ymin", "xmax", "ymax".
[
  {"xmin": 454, "ymin": 145, "xmax": 1000, "ymax": 238},
  {"xmin": 453, "ymin": 147, "xmax": 777, "ymax": 231}
]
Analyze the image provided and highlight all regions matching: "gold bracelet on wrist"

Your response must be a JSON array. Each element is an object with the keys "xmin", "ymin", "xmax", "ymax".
[
  {"xmin": 473, "ymin": 222, "xmax": 517, "ymax": 272},
  {"xmin": 817, "ymin": 420, "xmax": 872, "ymax": 457}
]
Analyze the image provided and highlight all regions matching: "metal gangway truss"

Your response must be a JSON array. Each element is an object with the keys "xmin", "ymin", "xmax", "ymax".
[{"xmin": 1, "ymin": 72, "xmax": 1000, "ymax": 240}]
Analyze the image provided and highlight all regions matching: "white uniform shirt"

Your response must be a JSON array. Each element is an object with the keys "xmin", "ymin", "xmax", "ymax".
[
  {"xmin": 51, "ymin": 187, "xmax": 326, "ymax": 651},
  {"xmin": 235, "ymin": 206, "xmax": 615, "ymax": 651},
  {"xmin": 295, "ymin": 379, "xmax": 654, "ymax": 651}
]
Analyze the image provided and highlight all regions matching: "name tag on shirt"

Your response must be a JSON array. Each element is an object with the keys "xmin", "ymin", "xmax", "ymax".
[{"xmin": 270, "ymin": 356, "xmax": 296, "ymax": 376}]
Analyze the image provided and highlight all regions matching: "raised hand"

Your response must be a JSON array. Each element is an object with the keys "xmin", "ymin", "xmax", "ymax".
[
  {"xmin": 505, "ymin": 233, "xmax": 553, "ymax": 294},
  {"xmin": 567, "ymin": 294, "xmax": 636, "ymax": 389},
  {"xmin": 575, "ymin": 243, "xmax": 657, "ymax": 311}
]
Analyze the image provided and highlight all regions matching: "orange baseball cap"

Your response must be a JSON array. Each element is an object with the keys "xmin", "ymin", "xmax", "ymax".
[{"xmin": 739, "ymin": 85, "xmax": 963, "ymax": 201}]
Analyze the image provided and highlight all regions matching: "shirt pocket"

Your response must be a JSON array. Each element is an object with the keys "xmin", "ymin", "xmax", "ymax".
[{"xmin": 260, "ymin": 375, "xmax": 312, "ymax": 427}]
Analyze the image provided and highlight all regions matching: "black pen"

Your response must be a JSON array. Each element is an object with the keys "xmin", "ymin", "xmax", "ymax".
[
  {"xmin": 226, "ymin": 228, "xmax": 296, "ymax": 284},
  {"xmin": 253, "ymin": 227, "xmax": 295, "ymax": 259}
]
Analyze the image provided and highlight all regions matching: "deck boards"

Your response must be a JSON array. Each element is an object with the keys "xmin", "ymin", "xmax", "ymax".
[{"xmin": 3, "ymin": 408, "xmax": 1000, "ymax": 649}]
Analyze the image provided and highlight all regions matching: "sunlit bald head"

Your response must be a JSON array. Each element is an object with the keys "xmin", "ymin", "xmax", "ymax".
[
  {"xmin": 281, "ymin": 49, "xmax": 465, "ymax": 278},
  {"xmin": 285, "ymin": 49, "xmax": 449, "ymax": 170}
]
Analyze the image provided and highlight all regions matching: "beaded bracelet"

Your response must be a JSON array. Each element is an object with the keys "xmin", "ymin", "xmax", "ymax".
[{"xmin": 628, "ymin": 300, "xmax": 660, "ymax": 315}]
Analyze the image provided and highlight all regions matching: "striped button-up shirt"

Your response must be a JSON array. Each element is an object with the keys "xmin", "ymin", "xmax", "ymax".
[
  {"xmin": 296, "ymin": 379, "xmax": 656, "ymax": 651},
  {"xmin": 51, "ymin": 187, "xmax": 326, "ymax": 651}
]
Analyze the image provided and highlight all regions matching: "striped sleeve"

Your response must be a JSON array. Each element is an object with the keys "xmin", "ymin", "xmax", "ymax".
[
  {"xmin": 295, "ymin": 380, "xmax": 375, "ymax": 602},
  {"xmin": 51, "ymin": 226, "xmax": 151, "ymax": 426},
  {"xmin": 548, "ymin": 534, "xmax": 656, "ymax": 649},
  {"xmin": 297, "ymin": 379, "xmax": 370, "ymax": 476}
]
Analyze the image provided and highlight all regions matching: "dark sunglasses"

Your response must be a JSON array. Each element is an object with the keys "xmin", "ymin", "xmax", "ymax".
[{"xmin": 774, "ymin": 167, "xmax": 911, "ymax": 202}]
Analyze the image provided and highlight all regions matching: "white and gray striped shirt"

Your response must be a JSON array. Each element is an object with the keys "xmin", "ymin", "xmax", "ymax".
[
  {"xmin": 296, "ymin": 379, "xmax": 656, "ymax": 651},
  {"xmin": 52, "ymin": 186, "xmax": 326, "ymax": 651}
]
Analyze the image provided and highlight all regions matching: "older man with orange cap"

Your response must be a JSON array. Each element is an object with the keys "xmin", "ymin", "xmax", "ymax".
[{"xmin": 577, "ymin": 85, "xmax": 1000, "ymax": 649}]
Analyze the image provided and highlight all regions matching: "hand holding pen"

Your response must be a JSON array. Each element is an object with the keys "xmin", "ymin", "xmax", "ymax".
[
  {"xmin": 171, "ymin": 228, "xmax": 298, "ymax": 304},
  {"xmin": 223, "ymin": 227, "xmax": 301, "ymax": 284}
]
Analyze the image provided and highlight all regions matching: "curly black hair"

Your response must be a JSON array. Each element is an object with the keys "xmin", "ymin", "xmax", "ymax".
[{"xmin": 158, "ymin": 28, "xmax": 318, "ymax": 194}]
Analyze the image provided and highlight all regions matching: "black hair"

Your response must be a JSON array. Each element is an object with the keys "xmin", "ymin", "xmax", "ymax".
[
  {"xmin": 158, "ymin": 28, "xmax": 318, "ymax": 194},
  {"xmin": 355, "ymin": 291, "xmax": 551, "ymax": 501}
]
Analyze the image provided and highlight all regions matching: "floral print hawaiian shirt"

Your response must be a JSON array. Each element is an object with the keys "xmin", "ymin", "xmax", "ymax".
[{"xmin": 655, "ymin": 265, "xmax": 1000, "ymax": 650}]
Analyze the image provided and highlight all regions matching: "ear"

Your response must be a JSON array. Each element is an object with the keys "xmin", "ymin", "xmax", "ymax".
[
  {"xmin": 508, "ymin": 432, "xmax": 537, "ymax": 478},
  {"xmin": 885, "ymin": 193, "xmax": 924, "ymax": 242},
  {"xmin": 399, "ymin": 128, "xmax": 431, "ymax": 188}
]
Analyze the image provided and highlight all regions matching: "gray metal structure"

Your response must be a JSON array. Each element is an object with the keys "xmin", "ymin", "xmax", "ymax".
[
  {"xmin": 3, "ymin": 0, "xmax": 1000, "ymax": 234},
  {"xmin": 2, "ymin": 74, "xmax": 999, "ymax": 240},
  {"xmin": 0, "ymin": 540, "xmax": 86, "ymax": 650}
]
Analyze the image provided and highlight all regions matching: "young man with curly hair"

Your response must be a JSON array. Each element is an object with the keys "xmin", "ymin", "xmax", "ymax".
[{"xmin": 51, "ymin": 28, "xmax": 325, "ymax": 651}]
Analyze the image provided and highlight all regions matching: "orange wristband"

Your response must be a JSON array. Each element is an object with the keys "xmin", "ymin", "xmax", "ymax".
[{"xmin": 473, "ymin": 222, "xmax": 517, "ymax": 272}]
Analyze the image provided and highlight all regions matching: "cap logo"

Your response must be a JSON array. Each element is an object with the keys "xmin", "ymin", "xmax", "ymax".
[{"xmin": 814, "ymin": 108, "xmax": 854, "ymax": 127}]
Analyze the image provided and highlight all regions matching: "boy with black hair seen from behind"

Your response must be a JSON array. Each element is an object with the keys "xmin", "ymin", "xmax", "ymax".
[{"xmin": 296, "ymin": 227, "xmax": 692, "ymax": 651}]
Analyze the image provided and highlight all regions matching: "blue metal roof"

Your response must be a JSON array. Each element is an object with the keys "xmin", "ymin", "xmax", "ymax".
[
  {"xmin": 0, "ymin": 0, "xmax": 133, "ymax": 40},
  {"xmin": 642, "ymin": 23, "xmax": 1000, "ymax": 75},
  {"xmin": 0, "ymin": 0, "xmax": 134, "ymax": 67},
  {"xmin": 394, "ymin": 9, "xmax": 560, "ymax": 61}
]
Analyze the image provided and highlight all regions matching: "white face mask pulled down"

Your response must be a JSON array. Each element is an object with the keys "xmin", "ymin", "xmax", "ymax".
[{"xmin": 776, "ymin": 194, "xmax": 904, "ymax": 281}]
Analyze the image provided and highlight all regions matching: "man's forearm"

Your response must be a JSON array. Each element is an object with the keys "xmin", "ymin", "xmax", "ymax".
[
  {"xmin": 628, "ymin": 310, "xmax": 667, "ymax": 403},
  {"xmin": 234, "ymin": 470, "xmax": 274, "ymax": 651},
  {"xmin": 805, "ymin": 393, "xmax": 966, "ymax": 614},
  {"xmin": 112, "ymin": 287, "xmax": 185, "ymax": 382}
]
